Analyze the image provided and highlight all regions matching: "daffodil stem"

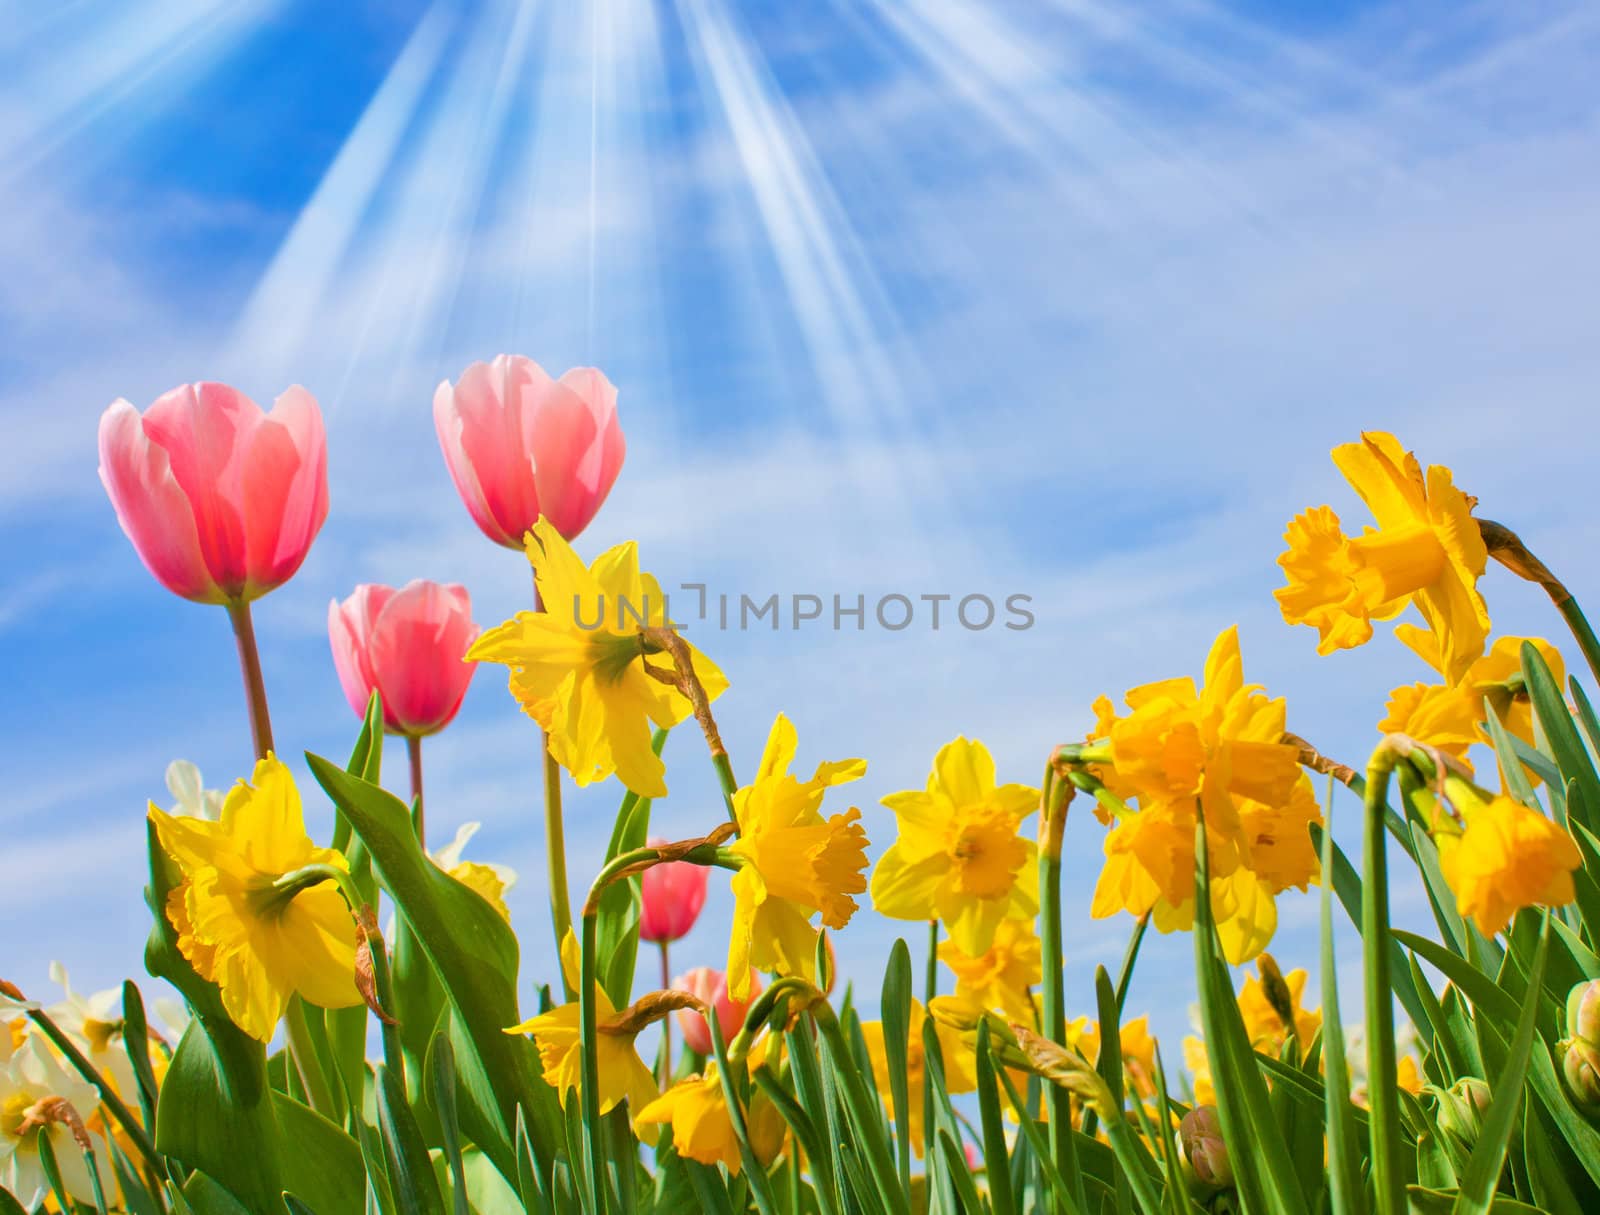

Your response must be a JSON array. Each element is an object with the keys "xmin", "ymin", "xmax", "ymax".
[
  {"xmin": 24, "ymin": 1006, "xmax": 161, "ymax": 1171},
  {"xmin": 543, "ymin": 737, "xmax": 575, "ymax": 998},
  {"xmin": 579, "ymin": 910, "xmax": 608, "ymax": 1215},
  {"xmin": 1556, "ymin": 594, "xmax": 1600, "ymax": 689},
  {"xmin": 925, "ymin": 920, "xmax": 938, "ymax": 1007},
  {"xmin": 1038, "ymin": 766, "xmax": 1086, "ymax": 1213},
  {"xmin": 1361, "ymin": 744, "xmax": 1406, "ymax": 1215},
  {"xmin": 407, "ymin": 734, "xmax": 425, "ymax": 848},
  {"xmin": 226, "ymin": 599, "xmax": 274, "ymax": 761},
  {"xmin": 711, "ymin": 750, "xmax": 739, "ymax": 825},
  {"xmin": 284, "ymin": 996, "xmax": 337, "ymax": 1118}
]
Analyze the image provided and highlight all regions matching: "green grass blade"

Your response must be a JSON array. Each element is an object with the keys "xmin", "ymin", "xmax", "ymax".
[
  {"xmin": 1318, "ymin": 802, "xmax": 1363, "ymax": 1215},
  {"xmin": 975, "ymin": 1021, "xmax": 1016, "ymax": 1215},
  {"xmin": 882, "ymin": 938, "xmax": 914, "ymax": 1195}
]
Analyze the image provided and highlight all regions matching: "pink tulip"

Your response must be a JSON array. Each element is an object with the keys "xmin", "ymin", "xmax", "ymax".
[
  {"xmin": 434, "ymin": 355, "xmax": 625, "ymax": 547},
  {"xmin": 674, "ymin": 967, "xmax": 761, "ymax": 1056},
  {"xmin": 328, "ymin": 581, "xmax": 480, "ymax": 736},
  {"xmin": 98, "ymin": 382, "xmax": 328, "ymax": 604},
  {"xmin": 640, "ymin": 836, "xmax": 708, "ymax": 943}
]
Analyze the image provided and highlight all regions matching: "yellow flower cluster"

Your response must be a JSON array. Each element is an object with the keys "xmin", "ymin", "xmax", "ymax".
[{"xmin": 1086, "ymin": 626, "xmax": 1319, "ymax": 964}]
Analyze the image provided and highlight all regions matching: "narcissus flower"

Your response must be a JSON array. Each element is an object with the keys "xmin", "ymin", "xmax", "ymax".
[
  {"xmin": 0, "ymin": 1037, "xmax": 114, "ymax": 1209},
  {"xmin": 725, "ymin": 714, "xmax": 869, "ymax": 1000},
  {"xmin": 861, "ymin": 998, "xmax": 977, "ymax": 1154},
  {"xmin": 1235, "ymin": 962, "xmax": 1320, "ymax": 1054},
  {"xmin": 147, "ymin": 755, "xmax": 361, "ymax": 1041},
  {"xmin": 432, "ymin": 822, "xmax": 516, "ymax": 922},
  {"xmin": 1384, "ymin": 629, "xmax": 1566, "ymax": 785},
  {"xmin": 872, "ymin": 737, "xmax": 1039, "ymax": 956},
  {"xmin": 1276, "ymin": 431, "xmax": 1489, "ymax": 683},
  {"xmin": 505, "ymin": 933, "xmax": 659, "ymax": 1140},
  {"xmin": 1435, "ymin": 794, "xmax": 1579, "ymax": 935},
  {"xmin": 468, "ymin": 517, "xmax": 727, "ymax": 797},
  {"xmin": 44, "ymin": 964, "xmax": 138, "ymax": 1102},
  {"xmin": 1086, "ymin": 627, "xmax": 1310, "ymax": 964},
  {"xmin": 634, "ymin": 1038, "xmax": 785, "ymax": 1173},
  {"xmin": 938, "ymin": 916, "xmax": 1041, "ymax": 1022}
]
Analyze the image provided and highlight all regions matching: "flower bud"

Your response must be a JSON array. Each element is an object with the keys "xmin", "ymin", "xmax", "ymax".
[
  {"xmin": 1436, "ymin": 1077, "xmax": 1491, "ymax": 1148},
  {"xmin": 1561, "ymin": 1038, "xmax": 1600, "ymax": 1114},
  {"xmin": 1566, "ymin": 980, "xmax": 1600, "ymax": 1045},
  {"xmin": 1178, "ymin": 1105, "xmax": 1232, "ymax": 1189}
]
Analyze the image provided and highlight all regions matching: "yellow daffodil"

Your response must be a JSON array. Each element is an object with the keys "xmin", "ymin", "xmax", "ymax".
[
  {"xmin": 1386, "ymin": 629, "xmax": 1566, "ymax": 787},
  {"xmin": 938, "ymin": 916, "xmax": 1041, "ymax": 1022},
  {"xmin": 861, "ymin": 998, "xmax": 977, "ymax": 1154},
  {"xmin": 1276, "ymin": 432, "xmax": 1489, "ymax": 682},
  {"xmin": 1, "ymin": 1037, "xmax": 115, "ymax": 1210},
  {"xmin": 468, "ymin": 517, "xmax": 727, "ymax": 797},
  {"xmin": 872, "ymin": 738, "xmax": 1039, "ymax": 956},
  {"xmin": 1235, "ymin": 964, "xmax": 1320, "ymax": 1054},
  {"xmin": 431, "ymin": 822, "xmax": 517, "ymax": 922},
  {"xmin": 505, "ymin": 932, "xmax": 659, "ymax": 1140},
  {"xmin": 147, "ymin": 755, "xmax": 360, "ymax": 1042},
  {"xmin": 725, "ymin": 714, "xmax": 870, "ymax": 1000},
  {"xmin": 1086, "ymin": 628, "xmax": 1309, "ymax": 964},
  {"xmin": 44, "ymin": 964, "xmax": 139, "ymax": 1105},
  {"xmin": 634, "ymin": 1037, "xmax": 785, "ymax": 1172},
  {"xmin": 1435, "ymin": 795, "xmax": 1580, "ymax": 935}
]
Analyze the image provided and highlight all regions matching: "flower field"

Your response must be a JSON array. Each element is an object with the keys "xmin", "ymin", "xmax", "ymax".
[{"xmin": 3, "ymin": 370, "xmax": 1599, "ymax": 1215}]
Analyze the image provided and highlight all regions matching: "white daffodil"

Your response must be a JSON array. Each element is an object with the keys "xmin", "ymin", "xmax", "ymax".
[
  {"xmin": 45, "ymin": 963, "xmax": 138, "ymax": 1100},
  {"xmin": 0, "ymin": 1037, "xmax": 112, "ymax": 1209},
  {"xmin": 165, "ymin": 759, "xmax": 224, "ymax": 820}
]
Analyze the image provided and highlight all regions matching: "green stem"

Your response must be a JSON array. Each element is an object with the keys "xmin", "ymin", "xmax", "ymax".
[
  {"xmin": 925, "ymin": 919, "xmax": 938, "ymax": 1007},
  {"xmin": 1557, "ymin": 594, "xmax": 1600, "ymax": 689},
  {"xmin": 284, "ymin": 996, "xmax": 337, "ymax": 1117},
  {"xmin": 544, "ymin": 739, "xmax": 575, "ymax": 998},
  {"xmin": 1038, "ymin": 767, "xmax": 1086, "ymax": 1214},
  {"xmin": 407, "ymin": 734, "xmax": 425, "ymax": 848},
  {"xmin": 366, "ymin": 920, "xmax": 406, "ymax": 1091},
  {"xmin": 535, "ymin": 574, "xmax": 575, "ymax": 996},
  {"xmin": 579, "ymin": 911, "xmax": 608, "ymax": 1215},
  {"xmin": 24, "ymin": 1007, "xmax": 161, "ymax": 1171},
  {"xmin": 225, "ymin": 599, "xmax": 274, "ymax": 760},
  {"xmin": 711, "ymin": 750, "xmax": 739, "ymax": 825},
  {"xmin": 659, "ymin": 941, "xmax": 672, "ymax": 1088},
  {"xmin": 1362, "ymin": 744, "xmax": 1407, "ymax": 1215}
]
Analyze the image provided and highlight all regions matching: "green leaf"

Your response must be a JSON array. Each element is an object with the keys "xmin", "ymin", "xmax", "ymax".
[
  {"xmin": 974, "ymin": 1021, "xmax": 1016, "ymax": 1215},
  {"xmin": 1315, "ymin": 809, "xmax": 1363, "ymax": 1215},
  {"xmin": 273, "ymin": 1092, "xmax": 367, "ymax": 1215},
  {"xmin": 881, "ymin": 938, "xmax": 914, "ymax": 1193},
  {"xmin": 305, "ymin": 753, "xmax": 563, "ymax": 1185},
  {"xmin": 1394, "ymin": 932, "xmax": 1522, "ymax": 1025},
  {"xmin": 428, "ymin": 1034, "xmax": 470, "ymax": 1215},
  {"xmin": 181, "ymin": 1170, "xmax": 252, "ymax": 1215},
  {"xmin": 376, "ymin": 1062, "xmax": 446, "ymax": 1215},
  {"xmin": 1455, "ymin": 917, "xmax": 1550, "ymax": 1215},
  {"xmin": 1191, "ymin": 817, "xmax": 1307, "ymax": 1215},
  {"xmin": 1524, "ymin": 641, "xmax": 1600, "ymax": 835},
  {"xmin": 0, "ymin": 1183, "xmax": 26, "ymax": 1215},
  {"xmin": 120, "ymin": 980, "xmax": 161, "ymax": 1132}
]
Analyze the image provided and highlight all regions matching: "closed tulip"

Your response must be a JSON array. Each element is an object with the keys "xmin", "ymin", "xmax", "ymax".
[
  {"xmin": 673, "ymin": 968, "xmax": 761, "ymax": 1057},
  {"xmin": 329, "ymin": 581, "xmax": 480, "ymax": 737},
  {"xmin": 433, "ymin": 355, "xmax": 624, "ymax": 546},
  {"xmin": 640, "ymin": 837, "xmax": 709, "ymax": 944},
  {"xmin": 98, "ymin": 381, "xmax": 328, "ymax": 604}
]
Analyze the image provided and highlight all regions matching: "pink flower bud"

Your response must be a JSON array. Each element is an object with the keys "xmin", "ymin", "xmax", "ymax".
[
  {"xmin": 329, "ymin": 581, "xmax": 480, "ymax": 736},
  {"xmin": 99, "ymin": 382, "xmax": 328, "ymax": 603},
  {"xmin": 433, "ymin": 355, "xmax": 625, "ymax": 547},
  {"xmin": 1179, "ymin": 1105, "xmax": 1232, "ymax": 1189},
  {"xmin": 673, "ymin": 967, "xmax": 760, "ymax": 1057},
  {"xmin": 639, "ymin": 837, "xmax": 708, "ymax": 944},
  {"xmin": 1567, "ymin": 980, "xmax": 1600, "ymax": 1045}
]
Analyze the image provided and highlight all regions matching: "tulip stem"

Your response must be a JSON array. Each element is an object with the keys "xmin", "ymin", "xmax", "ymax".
[
  {"xmin": 226, "ymin": 600, "xmax": 274, "ymax": 761},
  {"xmin": 659, "ymin": 941, "xmax": 673, "ymax": 1087},
  {"xmin": 407, "ymin": 734, "xmax": 425, "ymax": 848}
]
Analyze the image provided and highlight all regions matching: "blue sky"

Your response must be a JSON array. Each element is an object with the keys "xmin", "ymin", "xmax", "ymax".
[{"xmin": 3, "ymin": 0, "xmax": 1599, "ymax": 1063}]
